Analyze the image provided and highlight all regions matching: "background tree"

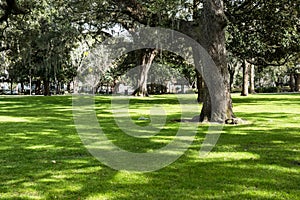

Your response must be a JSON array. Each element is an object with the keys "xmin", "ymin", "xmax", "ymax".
[
  {"xmin": 226, "ymin": 0, "xmax": 300, "ymax": 66},
  {"xmin": 225, "ymin": 0, "xmax": 300, "ymax": 96},
  {"xmin": 1, "ymin": 0, "xmax": 299, "ymax": 123},
  {"xmin": 1, "ymin": 0, "xmax": 109, "ymax": 95}
]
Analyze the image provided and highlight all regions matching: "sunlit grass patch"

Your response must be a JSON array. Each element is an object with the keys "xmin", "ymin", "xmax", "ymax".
[
  {"xmin": 0, "ymin": 94, "xmax": 299, "ymax": 199},
  {"xmin": 0, "ymin": 116, "xmax": 33, "ymax": 122},
  {"xmin": 201, "ymin": 152, "xmax": 260, "ymax": 161}
]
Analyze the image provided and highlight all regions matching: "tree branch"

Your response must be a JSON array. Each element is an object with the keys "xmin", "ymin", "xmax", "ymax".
[
  {"xmin": 0, "ymin": 45, "xmax": 10, "ymax": 52},
  {"xmin": 0, "ymin": 0, "xmax": 28, "ymax": 23},
  {"xmin": 247, "ymin": 54, "xmax": 294, "ymax": 67},
  {"xmin": 113, "ymin": 0, "xmax": 154, "ymax": 26}
]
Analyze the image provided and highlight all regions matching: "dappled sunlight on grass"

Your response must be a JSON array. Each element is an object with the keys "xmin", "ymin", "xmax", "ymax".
[
  {"xmin": 0, "ymin": 94, "xmax": 299, "ymax": 199},
  {"xmin": 0, "ymin": 116, "xmax": 34, "ymax": 122},
  {"xmin": 200, "ymin": 152, "xmax": 260, "ymax": 161},
  {"xmin": 25, "ymin": 145, "xmax": 56, "ymax": 150}
]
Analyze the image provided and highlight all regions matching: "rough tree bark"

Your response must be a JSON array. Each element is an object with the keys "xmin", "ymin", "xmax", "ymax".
[
  {"xmin": 131, "ymin": 49, "xmax": 158, "ymax": 97},
  {"xmin": 199, "ymin": 0, "xmax": 235, "ymax": 122}
]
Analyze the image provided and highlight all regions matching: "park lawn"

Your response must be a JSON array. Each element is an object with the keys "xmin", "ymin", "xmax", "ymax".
[{"xmin": 0, "ymin": 93, "xmax": 299, "ymax": 200}]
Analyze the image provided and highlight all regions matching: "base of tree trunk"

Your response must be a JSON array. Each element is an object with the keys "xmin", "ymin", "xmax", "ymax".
[
  {"xmin": 131, "ymin": 87, "xmax": 149, "ymax": 97},
  {"xmin": 190, "ymin": 115, "xmax": 246, "ymax": 125}
]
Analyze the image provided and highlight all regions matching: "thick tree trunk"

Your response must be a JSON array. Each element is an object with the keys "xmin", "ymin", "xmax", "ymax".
[
  {"xmin": 199, "ymin": 0, "xmax": 234, "ymax": 123},
  {"xmin": 132, "ymin": 49, "xmax": 157, "ymax": 97},
  {"xmin": 241, "ymin": 60, "xmax": 249, "ymax": 96},
  {"xmin": 249, "ymin": 64, "xmax": 255, "ymax": 94}
]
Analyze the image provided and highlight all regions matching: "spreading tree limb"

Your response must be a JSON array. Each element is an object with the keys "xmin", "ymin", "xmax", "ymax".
[{"xmin": 0, "ymin": 0, "xmax": 27, "ymax": 23}]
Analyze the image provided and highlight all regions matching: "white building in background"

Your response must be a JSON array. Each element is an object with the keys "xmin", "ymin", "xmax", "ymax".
[{"xmin": 0, "ymin": 69, "xmax": 9, "ymax": 90}]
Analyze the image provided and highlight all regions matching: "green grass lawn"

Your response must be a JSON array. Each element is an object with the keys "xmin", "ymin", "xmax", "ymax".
[{"xmin": 0, "ymin": 93, "xmax": 299, "ymax": 200}]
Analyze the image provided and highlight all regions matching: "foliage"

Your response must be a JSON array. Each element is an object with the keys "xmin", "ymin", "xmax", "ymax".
[
  {"xmin": 255, "ymin": 86, "xmax": 279, "ymax": 94},
  {"xmin": 1, "ymin": 0, "xmax": 299, "ymax": 96},
  {"xmin": 226, "ymin": 0, "xmax": 300, "ymax": 66},
  {"xmin": 1, "ymin": 0, "xmax": 80, "ymax": 94},
  {"xmin": 1, "ymin": 0, "xmax": 113, "ymax": 94}
]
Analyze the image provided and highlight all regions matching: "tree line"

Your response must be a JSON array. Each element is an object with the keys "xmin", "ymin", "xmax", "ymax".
[{"xmin": 1, "ymin": 0, "xmax": 299, "ymax": 123}]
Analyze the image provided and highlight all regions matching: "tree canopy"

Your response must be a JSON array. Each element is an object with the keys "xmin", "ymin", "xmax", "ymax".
[
  {"xmin": 226, "ymin": 0, "xmax": 300, "ymax": 66},
  {"xmin": 0, "ymin": 0, "xmax": 299, "ymax": 121}
]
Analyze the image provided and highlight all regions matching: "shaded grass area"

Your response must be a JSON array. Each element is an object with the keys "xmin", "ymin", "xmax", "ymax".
[{"xmin": 0, "ymin": 94, "xmax": 299, "ymax": 199}]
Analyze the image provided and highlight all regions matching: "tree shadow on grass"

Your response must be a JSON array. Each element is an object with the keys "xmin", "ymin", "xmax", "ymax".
[
  {"xmin": 0, "ymin": 95, "xmax": 299, "ymax": 199},
  {"xmin": 232, "ymin": 93, "xmax": 300, "ymax": 105},
  {"xmin": 1, "ymin": 120, "xmax": 298, "ymax": 199}
]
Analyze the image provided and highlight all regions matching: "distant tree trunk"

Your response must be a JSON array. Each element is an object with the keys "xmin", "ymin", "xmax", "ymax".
[
  {"xmin": 132, "ymin": 49, "xmax": 158, "ymax": 97},
  {"xmin": 249, "ymin": 64, "xmax": 255, "ymax": 94},
  {"xmin": 241, "ymin": 60, "xmax": 249, "ymax": 96},
  {"xmin": 106, "ymin": 83, "xmax": 109, "ymax": 94},
  {"xmin": 228, "ymin": 63, "xmax": 235, "ymax": 92},
  {"xmin": 290, "ymin": 73, "xmax": 295, "ymax": 92},
  {"xmin": 36, "ymin": 79, "xmax": 41, "ymax": 95},
  {"xmin": 112, "ymin": 79, "xmax": 118, "ymax": 94},
  {"xmin": 20, "ymin": 82, "xmax": 24, "ymax": 93},
  {"xmin": 56, "ymin": 82, "xmax": 61, "ymax": 95},
  {"xmin": 199, "ymin": 0, "xmax": 234, "ymax": 122},
  {"xmin": 196, "ymin": 70, "xmax": 204, "ymax": 103},
  {"xmin": 295, "ymin": 74, "xmax": 300, "ymax": 92},
  {"xmin": 43, "ymin": 78, "xmax": 50, "ymax": 96},
  {"xmin": 67, "ymin": 82, "xmax": 71, "ymax": 93},
  {"xmin": 10, "ymin": 78, "xmax": 13, "ymax": 94}
]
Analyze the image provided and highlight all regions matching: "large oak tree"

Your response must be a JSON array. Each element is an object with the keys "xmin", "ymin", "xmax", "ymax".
[{"xmin": 113, "ymin": 0, "xmax": 233, "ymax": 122}]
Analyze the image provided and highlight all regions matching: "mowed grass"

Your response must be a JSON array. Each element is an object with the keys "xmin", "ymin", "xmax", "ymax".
[{"xmin": 0, "ymin": 93, "xmax": 299, "ymax": 200}]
